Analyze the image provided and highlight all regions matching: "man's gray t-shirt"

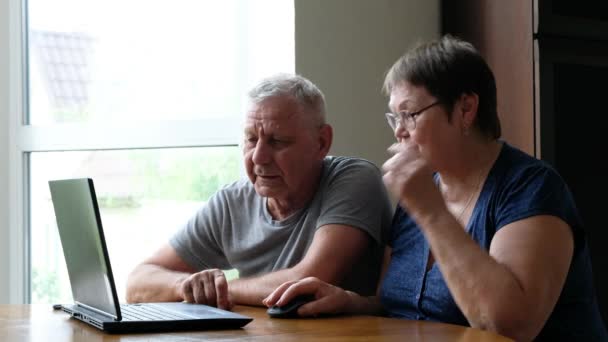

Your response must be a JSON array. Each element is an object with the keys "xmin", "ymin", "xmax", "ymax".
[{"xmin": 170, "ymin": 156, "xmax": 392, "ymax": 295}]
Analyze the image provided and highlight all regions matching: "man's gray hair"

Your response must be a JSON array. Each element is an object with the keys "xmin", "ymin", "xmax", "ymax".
[{"xmin": 248, "ymin": 73, "xmax": 327, "ymax": 126}]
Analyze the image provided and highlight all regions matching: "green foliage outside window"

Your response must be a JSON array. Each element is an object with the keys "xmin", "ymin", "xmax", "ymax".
[
  {"xmin": 32, "ymin": 147, "xmax": 242, "ymax": 304},
  {"xmin": 32, "ymin": 268, "xmax": 65, "ymax": 304},
  {"xmin": 131, "ymin": 147, "xmax": 241, "ymax": 202}
]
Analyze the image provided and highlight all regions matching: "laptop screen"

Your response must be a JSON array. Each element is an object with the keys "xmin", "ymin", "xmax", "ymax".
[{"xmin": 49, "ymin": 178, "xmax": 121, "ymax": 319}]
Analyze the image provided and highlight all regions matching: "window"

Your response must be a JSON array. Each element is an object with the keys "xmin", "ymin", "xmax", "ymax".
[{"xmin": 23, "ymin": 0, "xmax": 294, "ymax": 303}]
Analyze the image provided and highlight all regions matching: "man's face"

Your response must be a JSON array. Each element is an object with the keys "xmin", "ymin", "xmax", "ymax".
[{"xmin": 243, "ymin": 96, "xmax": 326, "ymax": 202}]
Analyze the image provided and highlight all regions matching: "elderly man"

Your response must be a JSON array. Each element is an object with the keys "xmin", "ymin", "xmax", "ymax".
[{"xmin": 126, "ymin": 74, "xmax": 392, "ymax": 309}]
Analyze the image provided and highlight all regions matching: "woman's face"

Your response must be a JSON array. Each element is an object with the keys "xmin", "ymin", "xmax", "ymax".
[{"xmin": 388, "ymin": 82, "xmax": 462, "ymax": 169}]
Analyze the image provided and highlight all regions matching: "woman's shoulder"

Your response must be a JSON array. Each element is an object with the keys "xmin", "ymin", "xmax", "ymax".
[
  {"xmin": 486, "ymin": 142, "xmax": 582, "ymax": 233},
  {"xmin": 492, "ymin": 142, "xmax": 564, "ymax": 189}
]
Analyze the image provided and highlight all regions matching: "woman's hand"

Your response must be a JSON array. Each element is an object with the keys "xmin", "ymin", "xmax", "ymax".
[
  {"xmin": 263, "ymin": 277, "xmax": 353, "ymax": 317},
  {"xmin": 382, "ymin": 141, "xmax": 445, "ymax": 220}
]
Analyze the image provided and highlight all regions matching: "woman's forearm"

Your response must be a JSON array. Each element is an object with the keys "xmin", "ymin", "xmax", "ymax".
[{"xmin": 414, "ymin": 210, "xmax": 531, "ymax": 339}]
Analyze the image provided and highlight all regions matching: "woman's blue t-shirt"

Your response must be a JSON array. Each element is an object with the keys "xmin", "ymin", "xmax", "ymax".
[{"xmin": 379, "ymin": 142, "xmax": 607, "ymax": 340}]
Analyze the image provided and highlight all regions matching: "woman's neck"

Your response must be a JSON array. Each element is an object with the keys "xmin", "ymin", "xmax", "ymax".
[{"xmin": 439, "ymin": 140, "xmax": 502, "ymax": 201}]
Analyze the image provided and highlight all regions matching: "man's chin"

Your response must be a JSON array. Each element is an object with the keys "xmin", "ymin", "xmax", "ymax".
[{"xmin": 253, "ymin": 184, "xmax": 284, "ymax": 198}]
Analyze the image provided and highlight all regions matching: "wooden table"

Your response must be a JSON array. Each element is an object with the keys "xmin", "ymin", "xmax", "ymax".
[{"xmin": 0, "ymin": 305, "xmax": 513, "ymax": 341}]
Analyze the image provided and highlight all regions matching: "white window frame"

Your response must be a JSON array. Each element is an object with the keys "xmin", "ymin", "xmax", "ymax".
[
  {"xmin": 1, "ymin": 0, "xmax": 243, "ymax": 303},
  {"xmin": 2, "ymin": 0, "xmax": 27, "ymax": 304}
]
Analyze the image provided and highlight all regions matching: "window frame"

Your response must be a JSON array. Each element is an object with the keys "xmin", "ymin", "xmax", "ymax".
[
  {"xmin": 2, "ymin": 0, "xmax": 28, "ymax": 304},
  {"xmin": 3, "ymin": 0, "xmax": 252, "ymax": 303}
]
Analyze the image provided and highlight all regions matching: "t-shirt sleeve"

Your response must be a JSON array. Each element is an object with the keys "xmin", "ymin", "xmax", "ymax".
[
  {"xmin": 494, "ymin": 165, "xmax": 584, "ymax": 249},
  {"xmin": 316, "ymin": 160, "xmax": 392, "ymax": 245},
  {"xmin": 387, "ymin": 205, "xmax": 407, "ymax": 248},
  {"xmin": 169, "ymin": 189, "xmax": 231, "ymax": 271}
]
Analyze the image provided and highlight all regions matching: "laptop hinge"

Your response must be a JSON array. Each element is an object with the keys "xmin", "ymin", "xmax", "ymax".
[{"xmin": 75, "ymin": 301, "xmax": 119, "ymax": 321}]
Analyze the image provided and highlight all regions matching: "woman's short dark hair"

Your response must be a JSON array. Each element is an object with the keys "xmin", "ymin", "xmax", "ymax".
[{"xmin": 383, "ymin": 35, "xmax": 501, "ymax": 140}]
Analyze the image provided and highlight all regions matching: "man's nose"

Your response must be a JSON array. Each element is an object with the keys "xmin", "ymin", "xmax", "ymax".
[{"xmin": 252, "ymin": 140, "xmax": 271, "ymax": 165}]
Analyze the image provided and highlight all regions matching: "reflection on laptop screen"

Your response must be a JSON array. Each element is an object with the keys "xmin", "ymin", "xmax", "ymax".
[{"xmin": 49, "ymin": 178, "xmax": 121, "ymax": 319}]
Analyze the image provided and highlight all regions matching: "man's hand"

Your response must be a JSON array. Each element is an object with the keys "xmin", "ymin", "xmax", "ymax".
[
  {"xmin": 263, "ymin": 277, "xmax": 353, "ymax": 316},
  {"xmin": 178, "ymin": 269, "xmax": 233, "ymax": 310}
]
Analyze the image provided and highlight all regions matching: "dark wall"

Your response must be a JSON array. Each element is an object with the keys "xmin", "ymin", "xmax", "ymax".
[{"xmin": 441, "ymin": 0, "xmax": 535, "ymax": 155}]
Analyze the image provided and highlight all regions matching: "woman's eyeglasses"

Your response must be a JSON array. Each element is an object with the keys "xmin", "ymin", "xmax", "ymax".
[{"xmin": 385, "ymin": 101, "xmax": 441, "ymax": 131}]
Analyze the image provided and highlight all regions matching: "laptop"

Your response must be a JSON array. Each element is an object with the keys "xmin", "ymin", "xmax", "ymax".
[{"xmin": 48, "ymin": 178, "xmax": 252, "ymax": 333}]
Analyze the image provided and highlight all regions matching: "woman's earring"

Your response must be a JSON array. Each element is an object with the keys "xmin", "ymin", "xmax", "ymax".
[{"xmin": 462, "ymin": 125, "xmax": 470, "ymax": 136}]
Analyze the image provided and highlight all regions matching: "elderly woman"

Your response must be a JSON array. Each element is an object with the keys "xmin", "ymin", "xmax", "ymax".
[{"xmin": 263, "ymin": 36, "xmax": 607, "ymax": 341}]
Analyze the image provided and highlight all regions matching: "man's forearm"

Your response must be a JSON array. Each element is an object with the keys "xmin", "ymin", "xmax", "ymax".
[
  {"xmin": 229, "ymin": 267, "xmax": 304, "ymax": 306},
  {"xmin": 345, "ymin": 292, "xmax": 385, "ymax": 315},
  {"xmin": 126, "ymin": 264, "xmax": 190, "ymax": 303},
  {"xmin": 229, "ymin": 225, "xmax": 372, "ymax": 306}
]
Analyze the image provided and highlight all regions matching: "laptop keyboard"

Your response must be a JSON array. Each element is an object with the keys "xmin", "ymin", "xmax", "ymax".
[{"xmin": 120, "ymin": 304, "xmax": 192, "ymax": 321}]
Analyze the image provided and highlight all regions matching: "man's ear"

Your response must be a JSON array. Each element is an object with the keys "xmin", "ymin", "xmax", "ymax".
[
  {"xmin": 459, "ymin": 93, "xmax": 479, "ymax": 130},
  {"xmin": 318, "ymin": 124, "xmax": 333, "ymax": 158}
]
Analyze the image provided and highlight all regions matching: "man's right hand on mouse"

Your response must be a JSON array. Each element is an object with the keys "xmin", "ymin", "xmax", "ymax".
[
  {"xmin": 266, "ymin": 294, "xmax": 316, "ymax": 318},
  {"xmin": 263, "ymin": 276, "xmax": 354, "ymax": 317}
]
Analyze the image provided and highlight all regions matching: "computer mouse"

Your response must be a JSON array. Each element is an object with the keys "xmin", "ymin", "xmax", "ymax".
[{"xmin": 267, "ymin": 294, "xmax": 315, "ymax": 318}]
